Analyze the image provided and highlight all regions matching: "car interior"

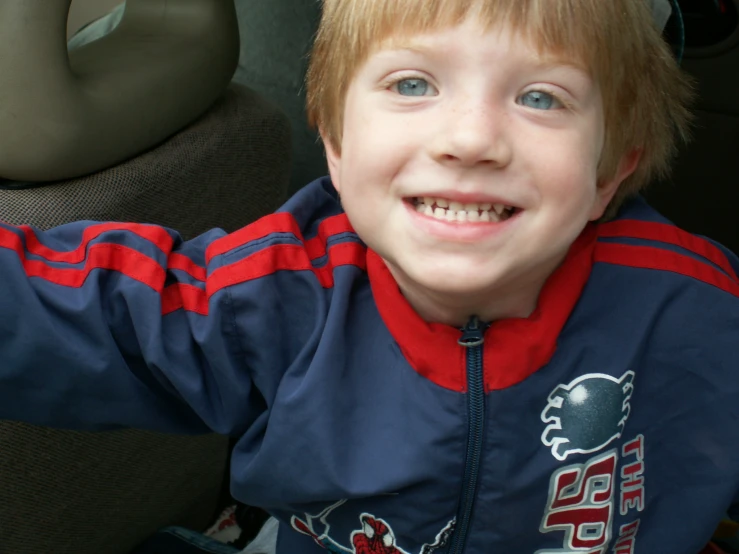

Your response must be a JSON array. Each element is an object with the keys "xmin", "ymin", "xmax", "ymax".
[
  {"xmin": 647, "ymin": 0, "xmax": 739, "ymax": 254},
  {"xmin": 0, "ymin": 0, "xmax": 737, "ymax": 553}
]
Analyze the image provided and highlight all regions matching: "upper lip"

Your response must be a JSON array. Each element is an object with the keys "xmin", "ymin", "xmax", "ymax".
[{"xmin": 406, "ymin": 190, "xmax": 520, "ymax": 208}]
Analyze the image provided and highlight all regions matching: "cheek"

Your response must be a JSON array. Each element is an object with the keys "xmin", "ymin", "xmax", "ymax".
[
  {"xmin": 534, "ymin": 157, "xmax": 596, "ymax": 200},
  {"xmin": 341, "ymin": 122, "xmax": 391, "ymax": 171},
  {"xmin": 341, "ymin": 136, "xmax": 413, "ymax": 195},
  {"xmin": 535, "ymin": 134, "xmax": 601, "ymax": 200}
]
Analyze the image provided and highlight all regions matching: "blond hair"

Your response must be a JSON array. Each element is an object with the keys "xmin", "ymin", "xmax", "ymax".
[{"xmin": 306, "ymin": 0, "xmax": 694, "ymax": 218}]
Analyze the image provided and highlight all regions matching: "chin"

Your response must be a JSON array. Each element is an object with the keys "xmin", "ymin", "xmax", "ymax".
[{"xmin": 406, "ymin": 267, "xmax": 500, "ymax": 297}]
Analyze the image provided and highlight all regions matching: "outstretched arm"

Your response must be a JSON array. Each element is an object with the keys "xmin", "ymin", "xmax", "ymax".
[
  {"xmin": 0, "ymin": 219, "xmax": 261, "ymax": 435},
  {"xmin": 0, "ymin": 0, "xmax": 239, "ymax": 181}
]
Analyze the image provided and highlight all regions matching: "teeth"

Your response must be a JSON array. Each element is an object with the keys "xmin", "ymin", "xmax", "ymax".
[{"xmin": 414, "ymin": 197, "xmax": 515, "ymax": 223}]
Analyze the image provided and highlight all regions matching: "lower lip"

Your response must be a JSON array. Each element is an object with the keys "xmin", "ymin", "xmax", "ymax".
[{"xmin": 404, "ymin": 201, "xmax": 519, "ymax": 243}]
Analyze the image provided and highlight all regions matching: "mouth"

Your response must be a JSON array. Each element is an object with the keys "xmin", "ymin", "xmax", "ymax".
[{"xmin": 408, "ymin": 196, "xmax": 520, "ymax": 223}]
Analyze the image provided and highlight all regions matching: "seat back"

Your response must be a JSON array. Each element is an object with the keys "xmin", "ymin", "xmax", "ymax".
[{"xmin": 0, "ymin": 83, "xmax": 291, "ymax": 554}]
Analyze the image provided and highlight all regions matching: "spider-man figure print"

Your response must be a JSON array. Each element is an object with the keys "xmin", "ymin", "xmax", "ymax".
[
  {"xmin": 291, "ymin": 500, "xmax": 454, "ymax": 554},
  {"xmin": 351, "ymin": 514, "xmax": 406, "ymax": 554}
]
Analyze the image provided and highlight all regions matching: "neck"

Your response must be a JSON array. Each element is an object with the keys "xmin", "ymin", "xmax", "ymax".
[
  {"xmin": 399, "ymin": 281, "xmax": 538, "ymax": 328},
  {"xmin": 388, "ymin": 256, "xmax": 566, "ymax": 328}
]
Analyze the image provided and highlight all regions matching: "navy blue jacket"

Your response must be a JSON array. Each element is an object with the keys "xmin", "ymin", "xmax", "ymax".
[{"xmin": 1, "ymin": 177, "xmax": 738, "ymax": 554}]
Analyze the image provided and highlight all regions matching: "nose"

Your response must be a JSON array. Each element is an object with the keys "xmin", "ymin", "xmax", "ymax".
[{"xmin": 429, "ymin": 94, "xmax": 513, "ymax": 168}]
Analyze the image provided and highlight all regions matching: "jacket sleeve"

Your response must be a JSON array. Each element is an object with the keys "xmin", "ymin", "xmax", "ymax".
[{"xmin": 0, "ymin": 219, "xmax": 264, "ymax": 435}]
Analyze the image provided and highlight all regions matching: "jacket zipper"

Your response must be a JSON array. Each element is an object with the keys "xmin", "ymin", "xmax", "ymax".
[{"xmin": 447, "ymin": 315, "xmax": 487, "ymax": 554}]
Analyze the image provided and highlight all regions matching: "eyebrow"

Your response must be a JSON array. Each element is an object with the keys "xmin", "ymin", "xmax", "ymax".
[
  {"xmin": 376, "ymin": 31, "xmax": 458, "ymax": 54},
  {"xmin": 526, "ymin": 58, "xmax": 592, "ymax": 80},
  {"xmin": 524, "ymin": 51, "xmax": 591, "ymax": 74},
  {"xmin": 376, "ymin": 41, "xmax": 590, "ymax": 78},
  {"xmin": 372, "ymin": 42, "xmax": 435, "ymax": 59}
]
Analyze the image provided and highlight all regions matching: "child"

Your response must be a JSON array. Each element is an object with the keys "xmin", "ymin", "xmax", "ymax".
[{"xmin": 1, "ymin": 0, "xmax": 737, "ymax": 553}]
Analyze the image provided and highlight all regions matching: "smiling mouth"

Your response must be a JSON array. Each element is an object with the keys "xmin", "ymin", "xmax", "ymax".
[{"xmin": 410, "ymin": 196, "xmax": 519, "ymax": 223}]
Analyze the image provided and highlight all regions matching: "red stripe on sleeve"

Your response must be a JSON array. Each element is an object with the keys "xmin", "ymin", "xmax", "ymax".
[
  {"xmin": 1, "ymin": 211, "xmax": 362, "ymax": 318},
  {"xmin": 595, "ymin": 242, "xmax": 739, "ymax": 298},
  {"xmin": 1, "ymin": 226, "xmax": 166, "ymax": 291},
  {"xmin": 161, "ymin": 245, "xmax": 312, "ymax": 317},
  {"xmin": 26, "ymin": 243, "xmax": 166, "ymax": 290},
  {"xmin": 162, "ymin": 283, "xmax": 210, "ymax": 316},
  {"xmin": 304, "ymin": 215, "xmax": 356, "ymax": 260},
  {"xmin": 205, "ymin": 212, "xmax": 355, "ymax": 263},
  {"xmin": 168, "ymin": 253, "xmax": 207, "ymax": 282},
  {"xmin": 162, "ymin": 240, "xmax": 367, "ymax": 315},
  {"xmin": 312, "ymin": 241, "xmax": 367, "ymax": 287},
  {"xmin": 205, "ymin": 213, "xmax": 302, "ymax": 263},
  {"xmin": 214, "ymin": 240, "xmax": 365, "ymax": 292},
  {"xmin": 19, "ymin": 222, "xmax": 174, "ymax": 263},
  {"xmin": 599, "ymin": 220, "xmax": 738, "ymax": 282}
]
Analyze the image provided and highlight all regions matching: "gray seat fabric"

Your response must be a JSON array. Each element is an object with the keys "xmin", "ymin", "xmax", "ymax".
[
  {"xmin": 67, "ymin": 0, "xmax": 326, "ymax": 196},
  {"xmin": 0, "ymin": 83, "xmax": 291, "ymax": 554},
  {"xmin": 0, "ymin": 84, "xmax": 290, "ymax": 235}
]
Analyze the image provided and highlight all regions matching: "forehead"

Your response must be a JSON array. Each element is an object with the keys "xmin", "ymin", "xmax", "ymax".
[
  {"xmin": 327, "ymin": 0, "xmax": 619, "ymax": 77},
  {"xmin": 376, "ymin": 21, "xmax": 587, "ymax": 75}
]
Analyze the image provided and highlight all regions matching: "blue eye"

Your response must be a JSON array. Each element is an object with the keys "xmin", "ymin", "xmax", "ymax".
[
  {"xmin": 395, "ymin": 78, "xmax": 432, "ymax": 96},
  {"xmin": 518, "ymin": 91, "xmax": 561, "ymax": 110}
]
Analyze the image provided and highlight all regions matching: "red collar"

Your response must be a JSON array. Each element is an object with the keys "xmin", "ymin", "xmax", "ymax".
[{"xmin": 366, "ymin": 225, "xmax": 598, "ymax": 392}]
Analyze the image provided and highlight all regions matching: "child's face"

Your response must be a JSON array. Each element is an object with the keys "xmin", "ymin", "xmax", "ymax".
[{"xmin": 324, "ymin": 18, "xmax": 638, "ymax": 325}]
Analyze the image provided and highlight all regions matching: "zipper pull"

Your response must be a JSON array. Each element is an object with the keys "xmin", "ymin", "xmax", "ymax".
[{"xmin": 458, "ymin": 315, "xmax": 486, "ymax": 348}]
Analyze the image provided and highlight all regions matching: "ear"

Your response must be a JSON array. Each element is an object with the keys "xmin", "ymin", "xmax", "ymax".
[
  {"xmin": 589, "ymin": 148, "xmax": 643, "ymax": 221},
  {"xmin": 320, "ymin": 129, "xmax": 343, "ymax": 194}
]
